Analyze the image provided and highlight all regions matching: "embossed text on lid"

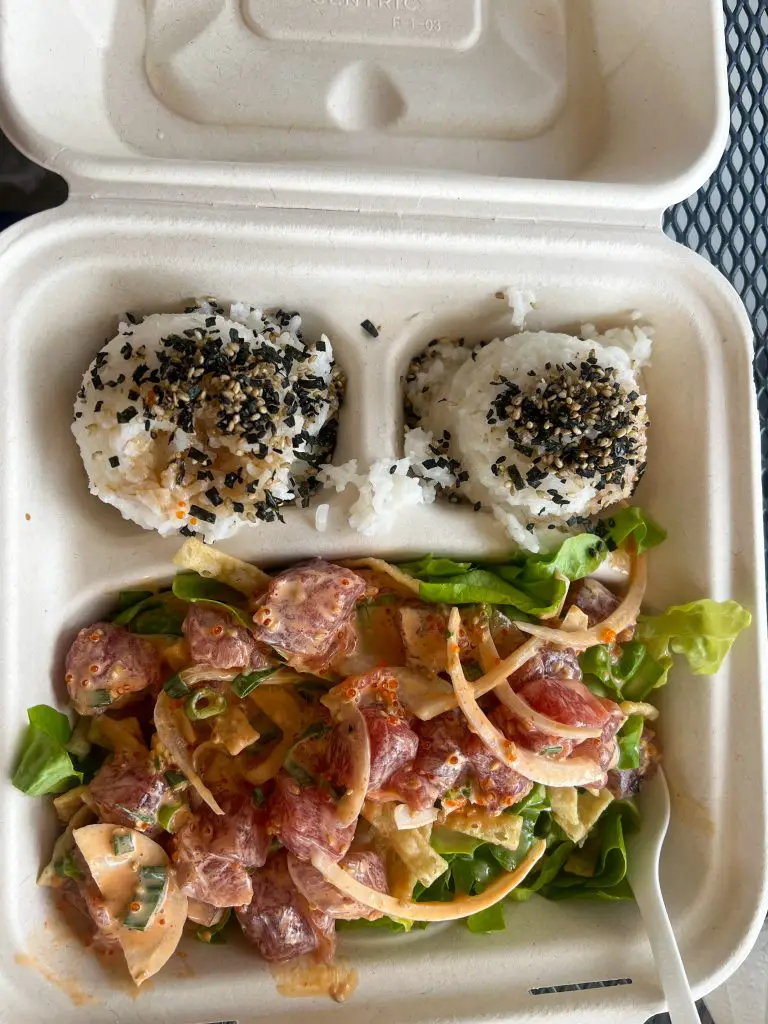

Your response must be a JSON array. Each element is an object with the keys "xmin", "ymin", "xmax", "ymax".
[{"xmin": 246, "ymin": 0, "xmax": 481, "ymax": 50}]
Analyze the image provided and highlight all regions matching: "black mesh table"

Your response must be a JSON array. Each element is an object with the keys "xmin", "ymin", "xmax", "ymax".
[{"xmin": 665, "ymin": 0, "xmax": 768, "ymax": 564}]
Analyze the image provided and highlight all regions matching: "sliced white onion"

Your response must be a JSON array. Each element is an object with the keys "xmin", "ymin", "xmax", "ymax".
[
  {"xmin": 514, "ymin": 552, "xmax": 647, "ymax": 649},
  {"xmin": 339, "ymin": 558, "xmax": 422, "ymax": 597},
  {"xmin": 619, "ymin": 700, "xmax": 659, "ymax": 721},
  {"xmin": 335, "ymin": 702, "xmax": 371, "ymax": 827},
  {"xmin": 73, "ymin": 823, "xmax": 188, "ymax": 985},
  {"xmin": 393, "ymin": 805, "xmax": 439, "ymax": 831},
  {"xmin": 310, "ymin": 839, "xmax": 545, "ymax": 922},
  {"xmin": 154, "ymin": 692, "xmax": 224, "ymax": 815},
  {"xmin": 179, "ymin": 666, "xmax": 239, "ymax": 687},
  {"xmin": 191, "ymin": 740, "xmax": 229, "ymax": 773},
  {"xmin": 447, "ymin": 609, "xmax": 606, "ymax": 788},
  {"xmin": 395, "ymin": 636, "xmax": 543, "ymax": 722},
  {"xmin": 477, "ymin": 629, "xmax": 602, "ymax": 741},
  {"xmin": 362, "ymin": 803, "xmax": 448, "ymax": 886}
]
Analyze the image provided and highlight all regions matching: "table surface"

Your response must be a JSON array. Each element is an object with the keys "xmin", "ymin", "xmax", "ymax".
[{"xmin": 0, "ymin": 1, "xmax": 765, "ymax": 1021}]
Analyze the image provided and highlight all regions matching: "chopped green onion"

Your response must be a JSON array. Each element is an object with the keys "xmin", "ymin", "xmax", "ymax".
[
  {"xmin": 295, "ymin": 681, "xmax": 330, "ymax": 703},
  {"xmin": 251, "ymin": 787, "xmax": 266, "ymax": 807},
  {"xmin": 164, "ymin": 674, "xmax": 190, "ymax": 699},
  {"xmin": 116, "ymin": 804, "xmax": 155, "ymax": 826},
  {"xmin": 299, "ymin": 721, "xmax": 331, "ymax": 742},
  {"xmin": 86, "ymin": 689, "xmax": 113, "ymax": 709},
  {"xmin": 230, "ymin": 668, "xmax": 277, "ymax": 699},
  {"xmin": 196, "ymin": 907, "xmax": 231, "ymax": 944},
  {"xmin": 54, "ymin": 850, "xmax": 83, "ymax": 881},
  {"xmin": 123, "ymin": 865, "xmax": 169, "ymax": 931},
  {"xmin": 112, "ymin": 831, "xmax": 135, "ymax": 856},
  {"xmin": 157, "ymin": 803, "xmax": 184, "ymax": 834},
  {"xmin": 141, "ymin": 865, "xmax": 168, "ymax": 887},
  {"xmin": 281, "ymin": 721, "xmax": 329, "ymax": 787},
  {"xmin": 185, "ymin": 688, "xmax": 227, "ymax": 721},
  {"xmin": 164, "ymin": 770, "xmax": 188, "ymax": 792},
  {"xmin": 283, "ymin": 758, "xmax": 315, "ymax": 787}
]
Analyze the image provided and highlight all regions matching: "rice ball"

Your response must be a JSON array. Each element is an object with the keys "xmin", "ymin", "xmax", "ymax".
[
  {"xmin": 405, "ymin": 329, "xmax": 651, "ymax": 549},
  {"xmin": 72, "ymin": 301, "xmax": 344, "ymax": 541}
]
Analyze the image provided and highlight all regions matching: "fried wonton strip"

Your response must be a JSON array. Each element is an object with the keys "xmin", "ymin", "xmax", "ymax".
[
  {"xmin": 173, "ymin": 538, "xmax": 270, "ymax": 595},
  {"xmin": 362, "ymin": 803, "xmax": 448, "ymax": 887}
]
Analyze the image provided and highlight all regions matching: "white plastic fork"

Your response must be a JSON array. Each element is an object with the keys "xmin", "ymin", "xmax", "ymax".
[{"xmin": 626, "ymin": 767, "xmax": 701, "ymax": 1024}]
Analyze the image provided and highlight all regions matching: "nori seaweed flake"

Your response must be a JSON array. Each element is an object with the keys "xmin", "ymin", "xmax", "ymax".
[
  {"xmin": 189, "ymin": 504, "xmax": 216, "ymax": 524},
  {"xmin": 116, "ymin": 406, "xmax": 138, "ymax": 424},
  {"xmin": 360, "ymin": 319, "xmax": 379, "ymax": 338}
]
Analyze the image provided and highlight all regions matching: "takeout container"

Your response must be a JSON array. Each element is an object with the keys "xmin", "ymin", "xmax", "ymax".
[{"xmin": 0, "ymin": 2, "xmax": 765, "ymax": 1022}]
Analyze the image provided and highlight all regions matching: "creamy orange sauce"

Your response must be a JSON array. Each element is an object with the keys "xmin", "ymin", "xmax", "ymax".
[
  {"xmin": 15, "ymin": 952, "xmax": 94, "ymax": 1007},
  {"xmin": 271, "ymin": 959, "xmax": 359, "ymax": 1003}
]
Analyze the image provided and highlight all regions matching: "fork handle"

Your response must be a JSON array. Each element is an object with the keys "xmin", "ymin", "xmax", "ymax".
[{"xmin": 633, "ymin": 880, "xmax": 701, "ymax": 1024}]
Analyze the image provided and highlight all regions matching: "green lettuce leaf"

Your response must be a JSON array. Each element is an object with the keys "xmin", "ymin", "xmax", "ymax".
[
  {"xmin": 112, "ymin": 590, "xmax": 186, "ymax": 636},
  {"xmin": 538, "ymin": 800, "xmax": 640, "ymax": 901},
  {"xmin": 466, "ymin": 902, "xmax": 506, "ymax": 934},
  {"xmin": 595, "ymin": 507, "xmax": 667, "ymax": 554},
  {"xmin": 12, "ymin": 705, "xmax": 83, "ymax": 797},
  {"xmin": 337, "ymin": 916, "xmax": 422, "ymax": 934},
  {"xmin": 499, "ymin": 534, "xmax": 608, "ymax": 584},
  {"xmin": 417, "ymin": 786, "xmax": 639, "ymax": 925},
  {"xmin": 172, "ymin": 573, "xmax": 253, "ymax": 630},
  {"xmin": 418, "ymin": 570, "xmax": 563, "ymax": 615},
  {"xmin": 117, "ymin": 589, "xmax": 154, "ymax": 611},
  {"xmin": 401, "ymin": 537, "xmax": 607, "ymax": 617},
  {"xmin": 580, "ymin": 641, "xmax": 668, "ymax": 702},
  {"xmin": 485, "ymin": 784, "xmax": 551, "ymax": 873},
  {"xmin": 635, "ymin": 599, "xmax": 752, "ymax": 675},
  {"xmin": 616, "ymin": 715, "xmax": 644, "ymax": 770},
  {"xmin": 420, "ymin": 785, "xmax": 553, "ymax": 928},
  {"xmin": 397, "ymin": 510, "xmax": 662, "ymax": 617},
  {"xmin": 397, "ymin": 556, "xmax": 472, "ymax": 578}
]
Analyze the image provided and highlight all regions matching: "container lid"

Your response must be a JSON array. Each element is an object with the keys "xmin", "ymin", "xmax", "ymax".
[{"xmin": 0, "ymin": 0, "xmax": 729, "ymax": 219}]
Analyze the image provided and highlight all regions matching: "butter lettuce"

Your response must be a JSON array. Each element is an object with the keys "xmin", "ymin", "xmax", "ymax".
[
  {"xmin": 538, "ymin": 800, "xmax": 641, "ymax": 901},
  {"xmin": 595, "ymin": 507, "xmax": 667, "ymax": 554},
  {"xmin": 12, "ymin": 705, "xmax": 83, "ymax": 797},
  {"xmin": 580, "ymin": 641, "xmax": 668, "ymax": 702},
  {"xmin": 397, "ymin": 507, "xmax": 665, "ymax": 617},
  {"xmin": 616, "ymin": 715, "xmax": 645, "ymax": 770},
  {"xmin": 636, "ymin": 599, "xmax": 752, "ymax": 675}
]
